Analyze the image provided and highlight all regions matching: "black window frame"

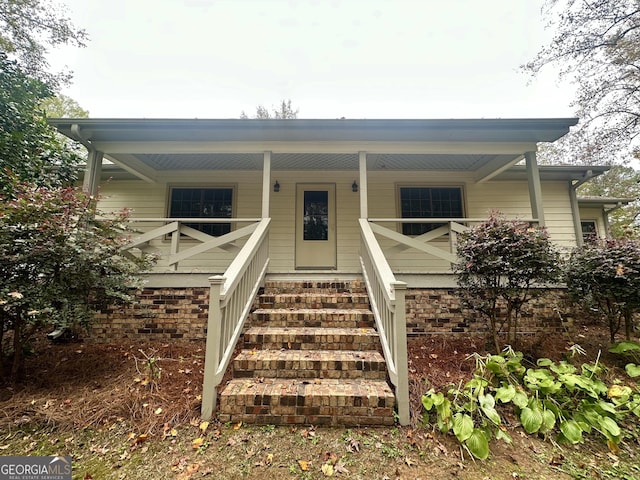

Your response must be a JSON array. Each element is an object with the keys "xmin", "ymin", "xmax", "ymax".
[
  {"xmin": 168, "ymin": 186, "xmax": 234, "ymax": 237},
  {"xmin": 398, "ymin": 186, "xmax": 464, "ymax": 236}
]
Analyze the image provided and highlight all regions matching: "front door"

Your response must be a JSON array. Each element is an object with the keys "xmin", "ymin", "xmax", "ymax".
[{"xmin": 295, "ymin": 184, "xmax": 336, "ymax": 269}]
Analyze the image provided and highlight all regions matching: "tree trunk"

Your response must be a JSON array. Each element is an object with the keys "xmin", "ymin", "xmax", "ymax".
[
  {"xmin": 505, "ymin": 304, "xmax": 515, "ymax": 348},
  {"xmin": 490, "ymin": 315, "xmax": 500, "ymax": 353},
  {"xmin": 0, "ymin": 313, "xmax": 4, "ymax": 374},
  {"xmin": 10, "ymin": 313, "xmax": 23, "ymax": 382},
  {"xmin": 624, "ymin": 309, "xmax": 633, "ymax": 341},
  {"xmin": 511, "ymin": 309, "xmax": 520, "ymax": 351}
]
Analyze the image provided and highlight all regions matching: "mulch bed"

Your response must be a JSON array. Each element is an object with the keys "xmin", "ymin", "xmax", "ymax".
[{"xmin": 0, "ymin": 323, "xmax": 618, "ymax": 433}]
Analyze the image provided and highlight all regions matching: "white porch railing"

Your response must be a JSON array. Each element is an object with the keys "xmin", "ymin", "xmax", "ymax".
[
  {"xmin": 122, "ymin": 218, "xmax": 263, "ymax": 270},
  {"xmin": 359, "ymin": 219, "xmax": 410, "ymax": 426},
  {"xmin": 367, "ymin": 218, "xmax": 538, "ymax": 267},
  {"xmin": 200, "ymin": 218, "xmax": 271, "ymax": 420}
]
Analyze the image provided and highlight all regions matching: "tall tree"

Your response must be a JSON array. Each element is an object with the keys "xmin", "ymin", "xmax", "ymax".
[
  {"xmin": 41, "ymin": 93, "xmax": 89, "ymax": 159},
  {"xmin": 0, "ymin": 52, "xmax": 80, "ymax": 196},
  {"xmin": 527, "ymin": 1, "xmax": 640, "ymax": 237},
  {"xmin": 41, "ymin": 93, "xmax": 89, "ymax": 118},
  {"xmin": 0, "ymin": 0, "xmax": 87, "ymax": 83},
  {"xmin": 526, "ymin": 0, "xmax": 640, "ymax": 162},
  {"xmin": 240, "ymin": 99, "xmax": 299, "ymax": 119}
]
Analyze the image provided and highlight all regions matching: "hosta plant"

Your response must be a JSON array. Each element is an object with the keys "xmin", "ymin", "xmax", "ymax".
[{"xmin": 422, "ymin": 348, "xmax": 640, "ymax": 459}]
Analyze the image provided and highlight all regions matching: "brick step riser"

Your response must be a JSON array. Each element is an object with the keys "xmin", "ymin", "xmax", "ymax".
[
  {"xmin": 250, "ymin": 319, "xmax": 374, "ymax": 329},
  {"xmin": 263, "ymin": 289, "xmax": 368, "ymax": 295},
  {"xmin": 243, "ymin": 340, "xmax": 382, "ymax": 352},
  {"xmin": 261, "ymin": 303, "xmax": 371, "ymax": 310},
  {"xmin": 263, "ymin": 282, "xmax": 367, "ymax": 295},
  {"xmin": 259, "ymin": 293, "xmax": 369, "ymax": 304},
  {"xmin": 218, "ymin": 409, "xmax": 394, "ymax": 426},
  {"xmin": 241, "ymin": 327, "xmax": 380, "ymax": 352},
  {"xmin": 232, "ymin": 360, "xmax": 387, "ymax": 381},
  {"xmin": 219, "ymin": 379, "xmax": 395, "ymax": 426},
  {"xmin": 233, "ymin": 369, "xmax": 387, "ymax": 380},
  {"xmin": 251, "ymin": 310, "xmax": 375, "ymax": 327}
]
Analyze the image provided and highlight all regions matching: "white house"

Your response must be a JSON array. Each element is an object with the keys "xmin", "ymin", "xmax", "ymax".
[{"xmin": 49, "ymin": 117, "xmax": 620, "ymax": 425}]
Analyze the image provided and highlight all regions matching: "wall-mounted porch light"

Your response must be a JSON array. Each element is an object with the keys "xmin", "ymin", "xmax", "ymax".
[
  {"xmin": 352, "ymin": 180, "xmax": 358, "ymax": 193},
  {"xmin": 273, "ymin": 180, "xmax": 280, "ymax": 192}
]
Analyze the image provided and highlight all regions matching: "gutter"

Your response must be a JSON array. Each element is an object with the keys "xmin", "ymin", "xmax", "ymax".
[
  {"xmin": 70, "ymin": 124, "xmax": 93, "ymax": 150},
  {"xmin": 71, "ymin": 124, "xmax": 103, "ymax": 195}
]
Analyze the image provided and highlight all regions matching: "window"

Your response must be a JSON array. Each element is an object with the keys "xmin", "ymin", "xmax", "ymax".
[
  {"xmin": 303, "ymin": 191, "xmax": 329, "ymax": 240},
  {"xmin": 169, "ymin": 187, "xmax": 233, "ymax": 237},
  {"xmin": 581, "ymin": 220, "xmax": 598, "ymax": 242},
  {"xmin": 399, "ymin": 187, "xmax": 463, "ymax": 235}
]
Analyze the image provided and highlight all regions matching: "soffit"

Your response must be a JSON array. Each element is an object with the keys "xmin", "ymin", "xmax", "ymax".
[{"xmin": 127, "ymin": 152, "xmax": 515, "ymax": 171}]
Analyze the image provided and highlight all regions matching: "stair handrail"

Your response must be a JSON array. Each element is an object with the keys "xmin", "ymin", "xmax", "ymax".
[
  {"xmin": 358, "ymin": 219, "xmax": 410, "ymax": 426},
  {"xmin": 201, "ymin": 218, "xmax": 271, "ymax": 420}
]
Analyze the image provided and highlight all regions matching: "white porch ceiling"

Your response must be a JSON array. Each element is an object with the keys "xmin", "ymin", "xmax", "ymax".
[{"xmin": 129, "ymin": 152, "xmax": 516, "ymax": 171}]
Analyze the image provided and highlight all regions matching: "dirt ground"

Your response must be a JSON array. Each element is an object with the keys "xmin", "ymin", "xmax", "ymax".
[{"xmin": 0, "ymin": 324, "xmax": 638, "ymax": 479}]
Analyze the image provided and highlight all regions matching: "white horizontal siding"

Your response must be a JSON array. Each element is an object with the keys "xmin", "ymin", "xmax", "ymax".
[
  {"xmin": 473, "ymin": 180, "xmax": 577, "ymax": 248},
  {"xmin": 98, "ymin": 170, "xmax": 579, "ymax": 275}
]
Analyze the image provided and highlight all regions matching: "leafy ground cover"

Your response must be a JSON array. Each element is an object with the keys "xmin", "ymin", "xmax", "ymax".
[{"xmin": 1, "ymin": 325, "xmax": 639, "ymax": 479}]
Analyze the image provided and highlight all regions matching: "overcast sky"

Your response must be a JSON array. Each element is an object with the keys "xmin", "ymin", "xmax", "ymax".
[{"xmin": 47, "ymin": 0, "xmax": 575, "ymax": 120}]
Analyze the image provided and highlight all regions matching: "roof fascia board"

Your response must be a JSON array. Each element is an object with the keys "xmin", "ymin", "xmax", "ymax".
[
  {"xmin": 492, "ymin": 165, "xmax": 610, "ymax": 181},
  {"xmin": 93, "ymin": 140, "xmax": 537, "ymax": 155},
  {"xmin": 578, "ymin": 197, "xmax": 635, "ymax": 205},
  {"xmin": 49, "ymin": 117, "xmax": 579, "ymax": 144}
]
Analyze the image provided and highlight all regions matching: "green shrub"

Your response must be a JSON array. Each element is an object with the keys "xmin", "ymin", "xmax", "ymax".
[
  {"xmin": 566, "ymin": 239, "xmax": 640, "ymax": 342},
  {"xmin": 454, "ymin": 213, "xmax": 560, "ymax": 352}
]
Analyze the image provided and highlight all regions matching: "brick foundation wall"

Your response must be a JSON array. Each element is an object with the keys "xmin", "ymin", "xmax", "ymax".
[
  {"xmin": 91, "ymin": 288, "xmax": 210, "ymax": 342},
  {"xmin": 404, "ymin": 288, "xmax": 574, "ymax": 336},
  {"xmin": 88, "ymin": 286, "xmax": 574, "ymax": 342}
]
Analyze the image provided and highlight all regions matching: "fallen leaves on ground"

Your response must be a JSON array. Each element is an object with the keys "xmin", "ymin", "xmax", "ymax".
[
  {"xmin": 321, "ymin": 462, "xmax": 334, "ymax": 476},
  {"xmin": 191, "ymin": 437, "xmax": 204, "ymax": 450}
]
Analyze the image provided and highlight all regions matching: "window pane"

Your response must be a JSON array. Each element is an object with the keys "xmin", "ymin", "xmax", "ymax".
[
  {"xmin": 581, "ymin": 221, "xmax": 597, "ymax": 242},
  {"xmin": 169, "ymin": 188, "xmax": 232, "ymax": 236},
  {"xmin": 400, "ymin": 187, "xmax": 463, "ymax": 235},
  {"xmin": 303, "ymin": 191, "xmax": 328, "ymax": 240}
]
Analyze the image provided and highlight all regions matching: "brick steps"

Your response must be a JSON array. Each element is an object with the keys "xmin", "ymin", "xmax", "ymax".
[
  {"xmin": 251, "ymin": 308, "xmax": 374, "ymax": 328},
  {"xmin": 232, "ymin": 349, "xmax": 387, "ymax": 380},
  {"xmin": 217, "ymin": 279, "xmax": 396, "ymax": 426},
  {"xmin": 242, "ymin": 326, "xmax": 381, "ymax": 351},
  {"xmin": 263, "ymin": 280, "xmax": 367, "ymax": 294},
  {"xmin": 218, "ymin": 378, "xmax": 395, "ymax": 426},
  {"xmin": 259, "ymin": 293, "xmax": 371, "ymax": 310}
]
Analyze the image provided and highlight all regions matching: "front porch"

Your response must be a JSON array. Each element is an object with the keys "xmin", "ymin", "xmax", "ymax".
[{"xmin": 50, "ymin": 118, "xmax": 583, "ymax": 426}]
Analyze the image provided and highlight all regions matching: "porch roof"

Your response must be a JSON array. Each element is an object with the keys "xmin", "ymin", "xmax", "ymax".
[
  {"xmin": 49, "ymin": 117, "xmax": 578, "ymax": 182},
  {"xmin": 50, "ymin": 118, "xmax": 578, "ymax": 144},
  {"xmin": 577, "ymin": 196, "xmax": 636, "ymax": 208},
  {"xmin": 493, "ymin": 165, "xmax": 611, "ymax": 182}
]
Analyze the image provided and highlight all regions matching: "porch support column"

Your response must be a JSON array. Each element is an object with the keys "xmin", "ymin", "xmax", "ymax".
[
  {"xmin": 261, "ymin": 151, "xmax": 272, "ymax": 218},
  {"xmin": 525, "ymin": 151, "xmax": 545, "ymax": 227},
  {"xmin": 568, "ymin": 182, "xmax": 584, "ymax": 247},
  {"xmin": 358, "ymin": 151, "xmax": 368, "ymax": 219},
  {"xmin": 82, "ymin": 149, "xmax": 104, "ymax": 196}
]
